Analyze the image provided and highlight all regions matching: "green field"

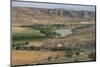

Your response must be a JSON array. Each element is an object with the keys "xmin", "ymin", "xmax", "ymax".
[
  {"xmin": 12, "ymin": 24, "xmax": 66, "ymax": 41},
  {"xmin": 12, "ymin": 27, "xmax": 46, "ymax": 41}
]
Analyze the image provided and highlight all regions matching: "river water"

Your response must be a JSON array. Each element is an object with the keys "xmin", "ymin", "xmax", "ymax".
[
  {"xmin": 55, "ymin": 24, "xmax": 95, "ymax": 37},
  {"xmin": 55, "ymin": 28, "xmax": 72, "ymax": 37}
]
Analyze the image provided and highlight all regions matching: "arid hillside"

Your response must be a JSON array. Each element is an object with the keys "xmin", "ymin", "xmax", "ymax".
[{"xmin": 12, "ymin": 7, "xmax": 95, "ymax": 26}]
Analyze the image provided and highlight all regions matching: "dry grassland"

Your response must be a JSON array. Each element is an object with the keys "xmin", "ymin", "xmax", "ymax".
[{"xmin": 12, "ymin": 50, "xmax": 64, "ymax": 65}]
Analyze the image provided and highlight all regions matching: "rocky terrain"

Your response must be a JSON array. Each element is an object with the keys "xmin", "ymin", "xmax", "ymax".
[{"xmin": 12, "ymin": 7, "xmax": 95, "ymax": 26}]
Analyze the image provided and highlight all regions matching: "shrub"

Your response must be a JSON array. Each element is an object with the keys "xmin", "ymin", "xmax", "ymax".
[
  {"xmin": 55, "ymin": 55, "xmax": 60, "ymax": 59},
  {"xmin": 29, "ymin": 46, "xmax": 35, "ymax": 50},
  {"xmin": 88, "ymin": 52, "xmax": 96, "ymax": 61},
  {"xmin": 15, "ymin": 45, "xmax": 21, "ymax": 50},
  {"xmin": 74, "ymin": 59, "xmax": 79, "ymax": 62},
  {"xmin": 25, "ymin": 41, "xmax": 29, "ymax": 45},
  {"xmin": 29, "ymin": 46, "xmax": 41, "ymax": 51},
  {"xmin": 65, "ymin": 50, "xmax": 73, "ymax": 58},
  {"xmin": 47, "ymin": 56, "xmax": 52, "ymax": 61},
  {"xmin": 75, "ymin": 51, "xmax": 80, "ymax": 56}
]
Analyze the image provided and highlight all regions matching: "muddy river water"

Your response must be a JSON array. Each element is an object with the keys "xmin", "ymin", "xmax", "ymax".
[{"xmin": 55, "ymin": 28, "xmax": 72, "ymax": 37}]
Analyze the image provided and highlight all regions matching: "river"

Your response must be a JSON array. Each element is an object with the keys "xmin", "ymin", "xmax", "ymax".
[{"xmin": 55, "ymin": 28, "xmax": 72, "ymax": 37}]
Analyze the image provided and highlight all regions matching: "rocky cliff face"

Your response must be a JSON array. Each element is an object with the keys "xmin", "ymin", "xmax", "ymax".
[{"xmin": 12, "ymin": 7, "xmax": 95, "ymax": 26}]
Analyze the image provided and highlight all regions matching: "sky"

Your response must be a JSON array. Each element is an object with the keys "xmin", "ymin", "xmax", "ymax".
[{"xmin": 12, "ymin": 1, "xmax": 95, "ymax": 11}]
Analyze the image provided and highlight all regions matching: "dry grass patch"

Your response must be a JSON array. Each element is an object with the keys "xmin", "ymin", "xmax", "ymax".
[{"xmin": 12, "ymin": 50, "xmax": 64, "ymax": 66}]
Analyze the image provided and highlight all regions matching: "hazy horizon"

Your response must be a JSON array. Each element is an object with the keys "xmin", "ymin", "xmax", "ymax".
[{"xmin": 12, "ymin": 1, "xmax": 95, "ymax": 11}]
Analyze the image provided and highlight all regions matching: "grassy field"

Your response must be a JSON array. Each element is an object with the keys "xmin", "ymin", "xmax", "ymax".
[{"xmin": 12, "ymin": 27, "xmax": 46, "ymax": 41}]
